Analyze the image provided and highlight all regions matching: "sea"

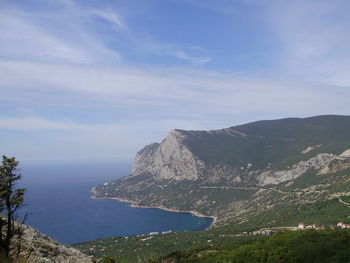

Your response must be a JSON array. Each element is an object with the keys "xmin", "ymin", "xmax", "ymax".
[{"xmin": 18, "ymin": 161, "xmax": 212, "ymax": 245}]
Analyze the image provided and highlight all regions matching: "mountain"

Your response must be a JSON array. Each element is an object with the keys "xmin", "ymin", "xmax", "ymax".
[{"xmin": 93, "ymin": 115, "xmax": 350, "ymax": 225}]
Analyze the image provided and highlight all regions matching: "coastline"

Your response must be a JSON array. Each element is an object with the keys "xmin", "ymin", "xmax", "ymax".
[{"xmin": 90, "ymin": 193, "xmax": 217, "ymax": 229}]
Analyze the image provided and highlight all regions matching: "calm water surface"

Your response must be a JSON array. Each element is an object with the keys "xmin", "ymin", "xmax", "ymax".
[{"xmin": 19, "ymin": 161, "xmax": 212, "ymax": 244}]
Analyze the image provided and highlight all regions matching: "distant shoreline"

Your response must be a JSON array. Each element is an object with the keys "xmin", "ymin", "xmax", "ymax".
[{"xmin": 90, "ymin": 191, "xmax": 217, "ymax": 229}]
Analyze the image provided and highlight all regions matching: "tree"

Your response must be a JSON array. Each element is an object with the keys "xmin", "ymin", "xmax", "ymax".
[{"xmin": 0, "ymin": 156, "xmax": 26, "ymax": 262}]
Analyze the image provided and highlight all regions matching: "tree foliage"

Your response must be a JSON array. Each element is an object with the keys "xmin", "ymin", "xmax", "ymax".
[
  {"xmin": 0, "ymin": 156, "xmax": 26, "ymax": 262},
  {"xmin": 156, "ymin": 230, "xmax": 350, "ymax": 263}
]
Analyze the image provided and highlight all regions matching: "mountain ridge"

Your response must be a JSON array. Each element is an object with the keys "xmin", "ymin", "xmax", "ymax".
[{"xmin": 93, "ymin": 115, "xmax": 350, "ymax": 225}]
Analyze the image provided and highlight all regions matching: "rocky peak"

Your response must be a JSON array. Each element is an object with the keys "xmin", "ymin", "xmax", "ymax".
[{"xmin": 131, "ymin": 130, "xmax": 205, "ymax": 181}]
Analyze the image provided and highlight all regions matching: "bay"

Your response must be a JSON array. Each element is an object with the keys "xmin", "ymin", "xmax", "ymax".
[{"xmin": 19, "ymin": 161, "xmax": 212, "ymax": 245}]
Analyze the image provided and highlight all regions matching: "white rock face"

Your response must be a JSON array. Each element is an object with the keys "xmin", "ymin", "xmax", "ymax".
[
  {"xmin": 301, "ymin": 144, "xmax": 321, "ymax": 154},
  {"xmin": 258, "ymin": 153, "xmax": 336, "ymax": 186},
  {"xmin": 301, "ymin": 146, "xmax": 314, "ymax": 154},
  {"xmin": 339, "ymin": 149, "xmax": 350, "ymax": 158},
  {"xmin": 132, "ymin": 130, "xmax": 205, "ymax": 181}
]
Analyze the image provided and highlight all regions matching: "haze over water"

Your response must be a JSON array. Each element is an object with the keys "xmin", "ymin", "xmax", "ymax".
[{"xmin": 20, "ymin": 161, "xmax": 212, "ymax": 245}]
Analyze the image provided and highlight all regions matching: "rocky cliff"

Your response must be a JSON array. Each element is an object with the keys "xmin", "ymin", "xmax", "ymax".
[{"xmin": 131, "ymin": 130, "xmax": 205, "ymax": 181}]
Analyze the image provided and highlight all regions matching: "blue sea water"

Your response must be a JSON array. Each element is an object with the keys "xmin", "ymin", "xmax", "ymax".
[{"xmin": 19, "ymin": 161, "xmax": 212, "ymax": 245}]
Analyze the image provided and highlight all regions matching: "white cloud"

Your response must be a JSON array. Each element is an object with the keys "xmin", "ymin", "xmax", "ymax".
[
  {"xmin": 0, "ymin": 10, "xmax": 92, "ymax": 63},
  {"xmin": 0, "ymin": 1, "xmax": 124, "ymax": 64},
  {"xmin": 174, "ymin": 51, "xmax": 211, "ymax": 65},
  {"xmin": 0, "ymin": 116, "xmax": 87, "ymax": 131},
  {"xmin": 0, "ymin": 0, "xmax": 210, "ymax": 66},
  {"xmin": 178, "ymin": 0, "xmax": 243, "ymax": 15},
  {"xmin": 90, "ymin": 9, "xmax": 128, "ymax": 30},
  {"xmin": 1, "ymin": 59, "xmax": 348, "ymax": 120}
]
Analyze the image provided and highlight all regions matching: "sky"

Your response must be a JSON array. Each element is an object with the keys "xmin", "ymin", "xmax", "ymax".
[{"xmin": 1, "ymin": 0, "xmax": 350, "ymax": 162}]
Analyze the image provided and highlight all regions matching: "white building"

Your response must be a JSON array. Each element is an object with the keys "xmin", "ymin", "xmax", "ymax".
[
  {"xmin": 298, "ymin": 223, "xmax": 305, "ymax": 229},
  {"xmin": 337, "ymin": 222, "xmax": 350, "ymax": 229}
]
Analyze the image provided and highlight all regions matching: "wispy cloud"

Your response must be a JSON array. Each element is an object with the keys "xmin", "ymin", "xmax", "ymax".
[
  {"xmin": 178, "ymin": 0, "xmax": 244, "ymax": 15},
  {"xmin": 0, "ymin": 9, "xmax": 91, "ymax": 63},
  {"xmin": 0, "ymin": 116, "xmax": 87, "ymax": 131},
  {"xmin": 0, "ymin": 0, "xmax": 210, "ymax": 66},
  {"xmin": 90, "ymin": 9, "xmax": 128, "ymax": 30},
  {"xmin": 174, "ymin": 51, "xmax": 211, "ymax": 65},
  {"xmin": 179, "ymin": 0, "xmax": 350, "ymax": 87},
  {"xmin": 0, "ymin": 1, "xmax": 122, "ymax": 64},
  {"xmin": 1, "ymin": 59, "xmax": 348, "ymax": 119}
]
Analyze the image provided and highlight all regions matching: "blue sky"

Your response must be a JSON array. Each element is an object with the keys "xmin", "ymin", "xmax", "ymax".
[{"xmin": 1, "ymin": 0, "xmax": 350, "ymax": 162}]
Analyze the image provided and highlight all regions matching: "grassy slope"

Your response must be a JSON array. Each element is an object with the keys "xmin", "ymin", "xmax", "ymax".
[{"xmin": 181, "ymin": 115, "xmax": 350, "ymax": 169}]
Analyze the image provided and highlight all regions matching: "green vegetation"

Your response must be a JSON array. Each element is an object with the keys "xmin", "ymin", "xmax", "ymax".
[
  {"xmin": 102, "ymin": 256, "xmax": 117, "ymax": 263},
  {"xmin": 181, "ymin": 115, "xmax": 350, "ymax": 169},
  {"xmin": 74, "ymin": 196, "xmax": 350, "ymax": 262},
  {"xmin": 0, "ymin": 156, "xmax": 26, "ymax": 263},
  {"xmin": 94, "ymin": 165, "xmax": 350, "ymax": 229},
  {"xmin": 154, "ymin": 230, "xmax": 350, "ymax": 263}
]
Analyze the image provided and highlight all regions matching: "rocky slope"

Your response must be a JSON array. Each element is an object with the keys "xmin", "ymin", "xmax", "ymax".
[
  {"xmin": 94, "ymin": 115, "xmax": 350, "ymax": 224},
  {"xmin": 15, "ymin": 224, "xmax": 93, "ymax": 263}
]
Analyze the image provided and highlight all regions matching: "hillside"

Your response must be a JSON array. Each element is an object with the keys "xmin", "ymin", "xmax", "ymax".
[
  {"xmin": 75, "ymin": 195, "xmax": 350, "ymax": 262},
  {"xmin": 93, "ymin": 115, "xmax": 350, "ymax": 225},
  {"xmin": 153, "ymin": 230, "xmax": 350, "ymax": 263},
  {"xmin": 11, "ymin": 224, "xmax": 93, "ymax": 263}
]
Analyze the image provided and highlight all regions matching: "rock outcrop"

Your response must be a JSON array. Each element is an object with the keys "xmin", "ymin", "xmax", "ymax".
[
  {"xmin": 17, "ymin": 224, "xmax": 93, "ymax": 263},
  {"xmin": 257, "ymin": 153, "xmax": 336, "ymax": 186},
  {"xmin": 339, "ymin": 149, "xmax": 350, "ymax": 159}
]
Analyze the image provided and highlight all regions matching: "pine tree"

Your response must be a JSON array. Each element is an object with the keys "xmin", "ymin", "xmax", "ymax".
[{"xmin": 0, "ymin": 156, "xmax": 26, "ymax": 262}]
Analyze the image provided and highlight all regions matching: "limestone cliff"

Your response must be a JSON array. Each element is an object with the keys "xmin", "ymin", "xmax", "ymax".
[{"xmin": 131, "ymin": 130, "xmax": 205, "ymax": 181}]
